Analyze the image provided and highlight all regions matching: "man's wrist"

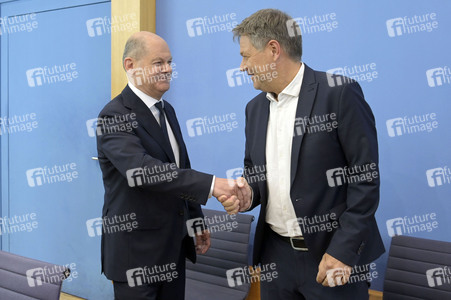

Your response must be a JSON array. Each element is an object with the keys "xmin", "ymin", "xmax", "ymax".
[{"xmin": 242, "ymin": 188, "xmax": 253, "ymax": 211}]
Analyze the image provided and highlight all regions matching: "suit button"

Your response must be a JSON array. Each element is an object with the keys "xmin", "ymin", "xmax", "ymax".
[
  {"xmin": 357, "ymin": 242, "xmax": 365, "ymax": 255},
  {"xmin": 295, "ymin": 198, "xmax": 303, "ymax": 202}
]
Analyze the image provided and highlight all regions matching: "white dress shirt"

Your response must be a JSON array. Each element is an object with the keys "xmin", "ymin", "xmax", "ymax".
[
  {"xmin": 265, "ymin": 63, "xmax": 305, "ymax": 237},
  {"xmin": 128, "ymin": 82, "xmax": 181, "ymax": 167},
  {"xmin": 128, "ymin": 82, "xmax": 215, "ymax": 198}
]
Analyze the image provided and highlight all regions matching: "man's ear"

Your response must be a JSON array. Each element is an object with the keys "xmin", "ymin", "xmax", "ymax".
[
  {"xmin": 124, "ymin": 57, "xmax": 134, "ymax": 73},
  {"xmin": 267, "ymin": 40, "xmax": 281, "ymax": 61}
]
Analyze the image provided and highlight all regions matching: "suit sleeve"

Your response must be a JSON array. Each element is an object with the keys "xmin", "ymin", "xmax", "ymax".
[
  {"xmin": 325, "ymin": 82, "xmax": 380, "ymax": 266},
  {"xmin": 166, "ymin": 104, "xmax": 207, "ymax": 218},
  {"xmin": 183, "ymin": 150, "xmax": 206, "ymax": 219},
  {"xmin": 243, "ymin": 102, "xmax": 261, "ymax": 211},
  {"xmin": 97, "ymin": 112, "xmax": 214, "ymax": 206}
]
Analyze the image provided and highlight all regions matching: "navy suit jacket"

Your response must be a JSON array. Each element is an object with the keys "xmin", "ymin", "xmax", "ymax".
[
  {"xmin": 97, "ymin": 85, "xmax": 213, "ymax": 281},
  {"xmin": 244, "ymin": 64, "xmax": 385, "ymax": 267}
]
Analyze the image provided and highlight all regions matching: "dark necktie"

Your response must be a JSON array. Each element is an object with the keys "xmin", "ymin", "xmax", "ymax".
[
  {"xmin": 154, "ymin": 101, "xmax": 189, "ymax": 238},
  {"xmin": 154, "ymin": 101, "xmax": 173, "ymax": 152}
]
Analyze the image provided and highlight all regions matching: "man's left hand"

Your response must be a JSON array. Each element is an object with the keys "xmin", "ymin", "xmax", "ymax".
[
  {"xmin": 195, "ymin": 230, "xmax": 211, "ymax": 254},
  {"xmin": 316, "ymin": 253, "xmax": 352, "ymax": 287}
]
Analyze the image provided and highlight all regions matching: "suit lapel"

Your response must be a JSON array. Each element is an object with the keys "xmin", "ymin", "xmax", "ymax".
[
  {"xmin": 164, "ymin": 101, "xmax": 188, "ymax": 168},
  {"xmin": 290, "ymin": 64, "xmax": 318, "ymax": 185},
  {"xmin": 122, "ymin": 86, "xmax": 176, "ymax": 163},
  {"xmin": 254, "ymin": 97, "xmax": 270, "ymax": 167}
]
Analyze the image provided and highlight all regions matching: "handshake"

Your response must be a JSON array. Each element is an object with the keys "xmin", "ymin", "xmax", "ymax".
[{"xmin": 212, "ymin": 177, "xmax": 252, "ymax": 215}]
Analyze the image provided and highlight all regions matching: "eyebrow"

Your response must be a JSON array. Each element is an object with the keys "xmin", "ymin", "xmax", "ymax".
[{"xmin": 152, "ymin": 57, "xmax": 172, "ymax": 62}]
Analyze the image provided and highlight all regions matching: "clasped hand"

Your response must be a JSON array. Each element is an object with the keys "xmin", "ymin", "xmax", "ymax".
[
  {"xmin": 193, "ymin": 177, "xmax": 250, "ymax": 255},
  {"xmin": 213, "ymin": 177, "xmax": 252, "ymax": 215}
]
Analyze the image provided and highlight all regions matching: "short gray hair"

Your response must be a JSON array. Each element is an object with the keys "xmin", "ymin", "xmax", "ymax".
[
  {"xmin": 233, "ymin": 9, "xmax": 302, "ymax": 61},
  {"xmin": 122, "ymin": 36, "xmax": 147, "ymax": 69}
]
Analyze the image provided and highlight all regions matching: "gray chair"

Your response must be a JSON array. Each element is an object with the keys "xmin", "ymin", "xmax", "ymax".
[
  {"xmin": 0, "ymin": 250, "xmax": 70, "ymax": 300},
  {"xmin": 185, "ymin": 208, "xmax": 255, "ymax": 300},
  {"xmin": 383, "ymin": 235, "xmax": 451, "ymax": 299}
]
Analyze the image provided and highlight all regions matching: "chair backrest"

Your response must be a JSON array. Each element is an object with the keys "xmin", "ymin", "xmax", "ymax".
[
  {"xmin": 383, "ymin": 235, "xmax": 451, "ymax": 299},
  {"xmin": 0, "ymin": 250, "xmax": 70, "ymax": 300},
  {"xmin": 186, "ymin": 208, "xmax": 255, "ymax": 295}
]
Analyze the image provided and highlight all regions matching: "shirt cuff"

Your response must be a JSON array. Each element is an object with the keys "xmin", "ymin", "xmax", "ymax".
[
  {"xmin": 246, "ymin": 188, "xmax": 254, "ymax": 211},
  {"xmin": 208, "ymin": 176, "xmax": 216, "ymax": 198}
]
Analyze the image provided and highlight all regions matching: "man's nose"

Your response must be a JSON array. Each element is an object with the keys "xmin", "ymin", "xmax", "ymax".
[
  {"xmin": 240, "ymin": 59, "xmax": 247, "ymax": 72},
  {"xmin": 162, "ymin": 63, "xmax": 172, "ymax": 72}
]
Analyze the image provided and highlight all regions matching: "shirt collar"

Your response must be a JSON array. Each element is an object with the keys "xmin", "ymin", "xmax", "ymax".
[
  {"xmin": 128, "ymin": 81, "xmax": 163, "ymax": 108},
  {"xmin": 266, "ymin": 62, "xmax": 305, "ymax": 103}
]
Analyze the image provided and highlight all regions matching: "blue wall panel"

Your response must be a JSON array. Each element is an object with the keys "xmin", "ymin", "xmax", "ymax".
[{"xmin": 1, "ymin": 0, "xmax": 114, "ymax": 298}]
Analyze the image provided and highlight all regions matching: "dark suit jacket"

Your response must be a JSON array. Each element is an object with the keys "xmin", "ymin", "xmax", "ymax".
[
  {"xmin": 244, "ymin": 64, "xmax": 385, "ymax": 267},
  {"xmin": 97, "ymin": 85, "xmax": 213, "ymax": 281}
]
